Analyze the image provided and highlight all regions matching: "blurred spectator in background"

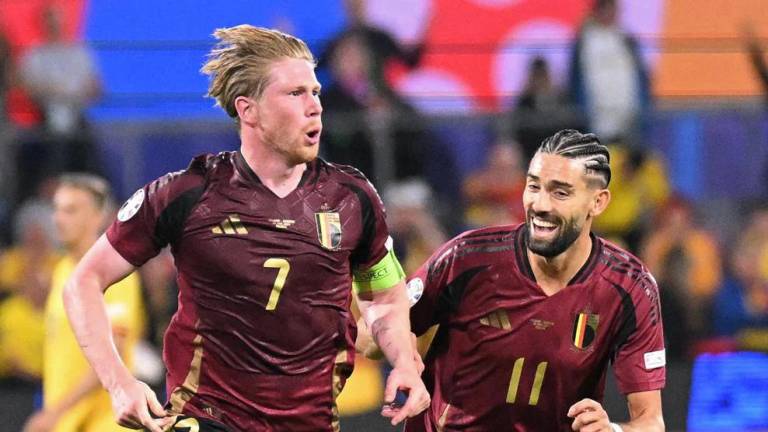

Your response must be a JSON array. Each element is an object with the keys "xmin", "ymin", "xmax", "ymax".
[
  {"xmin": 0, "ymin": 194, "xmax": 59, "ymax": 298},
  {"xmin": 745, "ymin": 24, "xmax": 768, "ymax": 107},
  {"xmin": 0, "ymin": 31, "xmax": 16, "ymax": 245},
  {"xmin": 513, "ymin": 56, "xmax": 584, "ymax": 162},
  {"xmin": 319, "ymin": 0, "xmax": 423, "ymax": 98},
  {"xmin": 744, "ymin": 24, "xmax": 768, "ymax": 196},
  {"xmin": 321, "ymin": 31, "xmax": 428, "ymax": 186},
  {"xmin": 0, "ymin": 197, "xmax": 60, "ymax": 382},
  {"xmin": 18, "ymin": 5, "xmax": 102, "ymax": 201},
  {"xmin": 592, "ymin": 143, "xmax": 670, "ymax": 252},
  {"xmin": 384, "ymin": 180, "xmax": 447, "ymax": 274},
  {"xmin": 24, "ymin": 174, "xmax": 145, "ymax": 432},
  {"xmin": 568, "ymin": 0, "xmax": 651, "ymax": 145},
  {"xmin": 713, "ymin": 224, "xmax": 768, "ymax": 351},
  {"xmin": 712, "ymin": 208, "xmax": 768, "ymax": 351},
  {"xmin": 462, "ymin": 139, "xmax": 525, "ymax": 229},
  {"xmin": 0, "ymin": 32, "xmax": 10, "ymax": 119},
  {"xmin": 137, "ymin": 249, "xmax": 177, "ymax": 349},
  {"xmin": 641, "ymin": 197, "xmax": 722, "ymax": 359}
]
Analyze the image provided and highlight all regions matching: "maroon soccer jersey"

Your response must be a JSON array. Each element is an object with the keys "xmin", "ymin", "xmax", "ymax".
[
  {"xmin": 107, "ymin": 152, "xmax": 392, "ymax": 431},
  {"xmin": 404, "ymin": 224, "xmax": 665, "ymax": 432}
]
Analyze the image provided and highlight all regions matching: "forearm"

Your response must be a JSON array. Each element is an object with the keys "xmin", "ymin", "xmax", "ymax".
[
  {"xmin": 616, "ymin": 416, "xmax": 664, "ymax": 432},
  {"xmin": 369, "ymin": 305, "xmax": 413, "ymax": 369},
  {"xmin": 620, "ymin": 391, "xmax": 665, "ymax": 432},
  {"xmin": 63, "ymin": 270, "xmax": 133, "ymax": 392},
  {"xmin": 359, "ymin": 283, "xmax": 416, "ymax": 370}
]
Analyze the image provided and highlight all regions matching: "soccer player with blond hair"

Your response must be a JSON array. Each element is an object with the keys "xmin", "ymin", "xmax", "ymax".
[{"xmin": 63, "ymin": 25, "xmax": 429, "ymax": 432}]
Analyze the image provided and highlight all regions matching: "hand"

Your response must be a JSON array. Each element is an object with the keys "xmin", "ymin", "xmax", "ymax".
[
  {"xmin": 380, "ymin": 366, "xmax": 431, "ymax": 426},
  {"xmin": 568, "ymin": 398, "xmax": 612, "ymax": 432},
  {"xmin": 410, "ymin": 333, "xmax": 425, "ymax": 375},
  {"xmin": 22, "ymin": 410, "xmax": 58, "ymax": 432},
  {"xmin": 109, "ymin": 378, "xmax": 174, "ymax": 432}
]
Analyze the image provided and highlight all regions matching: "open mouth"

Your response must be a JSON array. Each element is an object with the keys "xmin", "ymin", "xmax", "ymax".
[
  {"xmin": 305, "ymin": 127, "xmax": 321, "ymax": 142},
  {"xmin": 530, "ymin": 217, "xmax": 559, "ymax": 237}
]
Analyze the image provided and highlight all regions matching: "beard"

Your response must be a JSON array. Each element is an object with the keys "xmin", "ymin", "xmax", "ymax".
[
  {"xmin": 525, "ymin": 211, "xmax": 583, "ymax": 258},
  {"xmin": 264, "ymin": 129, "xmax": 318, "ymax": 166}
]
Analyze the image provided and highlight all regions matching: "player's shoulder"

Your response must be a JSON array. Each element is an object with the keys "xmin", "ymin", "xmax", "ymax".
[
  {"xmin": 596, "ymin": 236, "xmax": 659, "ymax": 298},
  {"xmin": 319, "ymin": 159, "xmax": 373, "ymax": 186},
  {"xmin": 451, "ymin": 225, "xmax": 521, "ymax": 246},
  {"xmin": 320, "ymin": 159, "xmax": 383, "ymax": 198},
  {"xmin": 427, "ymin": 224, "xmax": 520, "ymax": 277},
  {"xmin": 147, "ymin": 152, "xmax": 232, "ymax": 194}
]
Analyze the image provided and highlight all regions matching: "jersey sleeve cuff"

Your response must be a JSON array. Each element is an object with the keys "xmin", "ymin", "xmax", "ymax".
[
  {"xmin": 617, "ymin": 378, "xmax": 666, "ymax": 395},
  {"xmin": 106, "ymin": 229, "xmax": 148, "ymax": 267}
]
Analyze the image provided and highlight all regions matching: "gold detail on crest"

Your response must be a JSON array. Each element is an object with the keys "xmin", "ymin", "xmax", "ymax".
[
  {"xmin": 315, "ymin": 212, "xmax": 342, "ymax": 250},
  {"xmin": 268, "ymin": 218, "xmax": 295, "ymax": 229},
  {"xmin": 479, "ymin": 310, "xmax": 511, "ymax": 330},
  {"xmin": 211, "ymin": 214, "xmax": 248, "ymax": 235}
]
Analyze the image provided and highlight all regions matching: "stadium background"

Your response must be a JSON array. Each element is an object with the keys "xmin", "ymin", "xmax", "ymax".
[{"xmin": 0, "ymin": 0, "xmax": 767, "ymax": 431}]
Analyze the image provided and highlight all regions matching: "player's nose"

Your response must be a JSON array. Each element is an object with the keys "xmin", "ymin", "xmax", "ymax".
[{"xmin": 307, "ymin": 95, "xmax": 322, "ymax": 117}]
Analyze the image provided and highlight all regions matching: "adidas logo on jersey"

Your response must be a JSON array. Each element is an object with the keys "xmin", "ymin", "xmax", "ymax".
[
  {"xmin": 479, "ymin": 310, "xmax": 511, "ymax": 330},
  {"xmin": 211, "ymin": 214, "xmax": 248, "ymax": 235}
]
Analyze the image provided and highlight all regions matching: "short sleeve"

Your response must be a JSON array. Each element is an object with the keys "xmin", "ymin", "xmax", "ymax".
[
  {"xmin": 612, "ymin": 271, "xmax": 666, "ymax": 394},
  {"xmin": 408, "ymin": 238, "xmax": 458, "ymax": 336},
  {"xmin": 106, "ymin": 157, "xmax": 207, "ymax": 267},
  {"xmin": 348, "ymin": 173, "xmax": 392, "ymax": 272}
]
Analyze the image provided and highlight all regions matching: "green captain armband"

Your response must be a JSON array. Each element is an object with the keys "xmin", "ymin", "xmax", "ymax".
[{"xmin": 352, "ymin": 243, "xmax": 405, "ymax": 294}]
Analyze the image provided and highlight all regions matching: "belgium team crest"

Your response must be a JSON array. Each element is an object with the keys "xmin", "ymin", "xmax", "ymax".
[
  {"xmin": 572, "ymin": 312, "xmax": 599, "ymax": 349},
  {"xmin": 315, "ymin": 212, "xmax": 342, "ymax": 250}
]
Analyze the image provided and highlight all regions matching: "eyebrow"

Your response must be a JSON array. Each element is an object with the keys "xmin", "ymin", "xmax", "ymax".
[{"xmin": 526, "ymin": 174, "xmax": 574, "ymax": 190}]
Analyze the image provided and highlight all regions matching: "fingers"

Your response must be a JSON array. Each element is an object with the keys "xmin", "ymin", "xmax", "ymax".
[
  {"xmin": 410, "ymin": 333, "xmax": 425, "ymax": 374},
  {"xmin": 381, "ymin": 368, "xmax": 431, "ymax": 426},
  {"xmin": 145, "ymin": 385, "xmax": 168, "ymax": 418},
  {"xmin": 389, "ymin": 386, "xmax": 430, "ymax": 425},
  {"xmin": 138, "ymin": 409, "xmax": 165, "ymax": 432},
  {"xmin": 157, "ymin": 416, "xmax": 178, "ymax": 431},
  {"xmin": 113, "ymin": 385, "xmax": 168, "ymax": 432},
  {"xmin": 383, "ymin": 373, "xmax": 399, "ymax": 404},
  {"xmin": 414, "ymin": 351, "xmax": 425, "ymax": 375},
  {"xmin": 567, "ymin": 398, "xmax": 601, "ymax": 418},
  {"xmin": 567, "ymin": 399, "xmax": 609, "ymax": 432}
]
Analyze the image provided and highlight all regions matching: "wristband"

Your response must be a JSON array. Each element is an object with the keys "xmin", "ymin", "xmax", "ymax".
[{"xmin": 609, "ymin": 423, "xmax": 623, "ymax": 432}]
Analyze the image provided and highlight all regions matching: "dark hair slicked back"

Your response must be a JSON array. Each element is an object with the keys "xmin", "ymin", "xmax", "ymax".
[{"xmin": 537, "ymin": 129, "xmax": 611, "ymax": 187}]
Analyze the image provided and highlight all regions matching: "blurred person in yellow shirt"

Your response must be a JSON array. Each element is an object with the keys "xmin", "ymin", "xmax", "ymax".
[
  {"xmin": 641, "ymin": 197, "xmax": 722, "ymax": 358},
  {"xmin": 23, "ymin": 174, "xmax": 144, "ymax": 432},
  {"xmin": 592, "ymin": 144, "xmax": 669, "ymax": 252},
  {"xmin": 0, "ymin": 198, "xmax": 60, "ymax": 380}
]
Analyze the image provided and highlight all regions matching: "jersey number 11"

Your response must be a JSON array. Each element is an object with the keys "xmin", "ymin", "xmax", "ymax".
[{"xmin": 506, "ymin": 357, "xmax": 548, "ymax": 406}]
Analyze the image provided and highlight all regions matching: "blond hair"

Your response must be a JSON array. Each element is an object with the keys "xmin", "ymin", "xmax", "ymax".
[{"xmin": 201, "ymin": 25, "xmax": 315, "ymax": 118}]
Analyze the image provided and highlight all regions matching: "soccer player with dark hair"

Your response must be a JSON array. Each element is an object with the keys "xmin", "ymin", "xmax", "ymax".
[
  {"xmin": 62, "ymin": 25, "xmax": 429, "ymax": 432},
  {"xmin": 367, "ymin": 129, "xmax": 665, "ymax": 431}
]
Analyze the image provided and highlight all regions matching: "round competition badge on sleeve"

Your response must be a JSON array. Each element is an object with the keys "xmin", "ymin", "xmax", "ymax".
[
  {"xmin": 118, "ymin": 189, "xmax": 145, "ymax": 222},
  {"xmin": 407, "ymin": 278, "xmax": 424, "ymax": 306}
]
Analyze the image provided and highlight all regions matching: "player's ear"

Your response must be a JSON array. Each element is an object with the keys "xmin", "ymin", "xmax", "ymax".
[
  {"xmin": 590, "ymin": 188, "xmax": 610, "ymax": 218},
  {"xmin": 234, "ymin": 95, "xmax": 258, "ymax": 127}
]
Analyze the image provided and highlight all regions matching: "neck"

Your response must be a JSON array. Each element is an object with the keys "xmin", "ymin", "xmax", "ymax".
[
  {"xmin": 527, "ymin": 228, "xmax": 593, "ymax": 295},
  {"xmin": 240, "ymin": 138, "xmax": 306, "ymax": 198}
]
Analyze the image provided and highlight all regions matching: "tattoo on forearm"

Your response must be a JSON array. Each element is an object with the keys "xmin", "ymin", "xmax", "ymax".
[{"xmin": 371, "ymin": 320, "xmax": 395, "ymax": 350}]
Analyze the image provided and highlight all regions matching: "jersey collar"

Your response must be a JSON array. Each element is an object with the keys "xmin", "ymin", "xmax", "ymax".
[{"xmin": 514, "ymin": 224, "xmax": 601, "ymax": 286}]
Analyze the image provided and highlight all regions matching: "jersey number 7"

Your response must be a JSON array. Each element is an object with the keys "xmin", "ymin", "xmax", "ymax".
[{"xmin": 264, "ymin": 258, "xmax": 291, "ymax": 311}]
